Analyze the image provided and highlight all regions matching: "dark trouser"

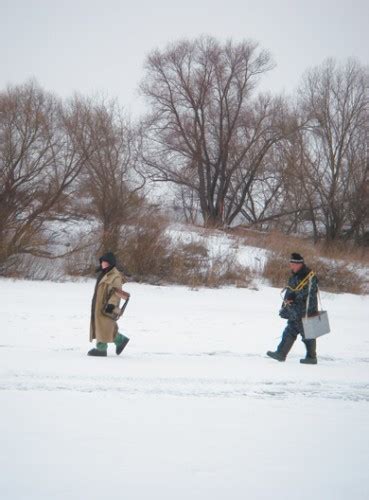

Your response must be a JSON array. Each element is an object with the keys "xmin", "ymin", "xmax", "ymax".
[{"xmin": 277, "ymin": 319, "xmax": 317, "ymax": 359}]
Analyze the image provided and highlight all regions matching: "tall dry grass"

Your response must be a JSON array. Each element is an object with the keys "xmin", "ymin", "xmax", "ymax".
[
  {"xmin": 230, "ymin": 227, "xmax": 368, "ymax": 295},
  {"xmin": 262, "ymin": 253, "xmax": 366, "ymax": 294},
  {"xmin": 228, "ymin": 227, "xmax": 369, "ymax": 267},
  {"xmin": 115, "ymin": 219, "xmax": 253, "ymax": 288}
]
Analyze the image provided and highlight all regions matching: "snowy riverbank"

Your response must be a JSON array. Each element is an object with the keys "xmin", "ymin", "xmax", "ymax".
[{"xmin": 1, "ymin": 279, "xmax": 368, "ymax": 499}]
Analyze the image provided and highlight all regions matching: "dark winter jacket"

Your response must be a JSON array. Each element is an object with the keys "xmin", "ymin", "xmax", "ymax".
[{"xmin": 279, "ymin": 265, "xmax": 318, "ymax": 321}]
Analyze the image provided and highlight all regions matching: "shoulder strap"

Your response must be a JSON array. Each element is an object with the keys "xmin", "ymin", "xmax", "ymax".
[
  {"xmin": 305, "ymin": 272, "xmax": 321, "ymax": 318},
  {"xmin": 305, "ymin": 276, "xmax": 313, "ymax": 319},
  {"xmin": 286, "ymin": 270, "xmax": 315, "ymax": 293},
  {"xmin": 317, "ymin": 286, "xmax": 324, "ymax": 311},
  {"xmin": 295, "ymin": 270, "xmax": 315, "ymax": 291}
]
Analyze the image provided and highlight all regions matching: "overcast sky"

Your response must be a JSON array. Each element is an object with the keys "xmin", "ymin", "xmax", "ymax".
[{"xmin": 1, "ymin": 0, "xmax": 368, "ymax": 115}]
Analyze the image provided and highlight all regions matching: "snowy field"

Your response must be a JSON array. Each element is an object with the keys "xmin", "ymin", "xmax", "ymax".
[{"xmin": 1, "ymin": 278, "xmax": 369, "ymax": 500}]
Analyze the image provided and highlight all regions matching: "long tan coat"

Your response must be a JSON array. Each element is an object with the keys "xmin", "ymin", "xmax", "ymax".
[{"xmin": 90, "ymin": 267, "xmax": 125, "ymax": 343}]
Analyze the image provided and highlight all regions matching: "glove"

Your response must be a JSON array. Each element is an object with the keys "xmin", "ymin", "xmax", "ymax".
[{"xmin": 105, "ymin": 304, "xmax": 115, "ymax": 313}]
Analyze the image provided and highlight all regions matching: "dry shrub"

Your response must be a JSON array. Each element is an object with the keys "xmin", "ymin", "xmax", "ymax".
[
  {"xmin": 0, "ymin": 254, "xmax": 65, "ymax": 281},
  {"xmin": 262, "ymin": 254, "xmax": 288, "ymax": 288},
  {"xmin": 0, "ymin": 230, "xmax": 53, "ymax": 278},
  {"xmin": 229, "ymin": 227, "xmax": 369, "ymax": 267},
  {"xmin": 312, "ymin": 260, "xmax": 366, "ymax": 295},
  {"xmin": 64, "ymin": 248, "xmax": 97, "ymax": 276},
  {"xmin": 202, "ymin": 255, "xmax": 253, "ymax": 288},
  {"xmin": 61, "ymin": 218, "xmax": 172, "ymax": 282},
  {"xmin": 229, "ymin": 228, "xmax": 317, "ymax": 259},
  {"xmin": 115, "ymin": 216, "xmax": 175, "ymax": 283},
  {"xmin": 113, "ymin": 220, "xmax": 253, "ymax": 288},
  {"xmin": 167, "ymin": 237, "xmax": 253, "ymax": 288},
  {"xmin": 62, "ymin": 229, "xmax": 100, "ymax": 276},
  {"xmin": 168, "ymin": 241, "xmax": 209, "ymax": 287},
  {"xmin": 229, "ymin": 226, "xmax": 368, "ymax": 294},
  {"xmin": 262, "ymin": 252, "xmax": 366, "ymax": 295},
  {"xmin": 316, "ymin": 240, "xmax": 369, "ymax": 267}
]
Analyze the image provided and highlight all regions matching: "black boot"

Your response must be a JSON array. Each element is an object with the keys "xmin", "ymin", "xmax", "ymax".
[
  {"xmin": 116, "ymin": 335, "xmax": 130, "ymax": 355},
  {"xmin": 300, "ymin": 357, "xmax": 317, "ymax": 365},
  {"xmin": 300, "ymin": 339, "xmax": 317, "ymax": 364},
  {"xmin": 87, "ymin": 348, "xmax": 107, "ymax": 357},
  {"xmin": 266, "ymin": 350, "xmax": 286, "ymax": 362},
  {"xmin": 267, "ymin": 332, "xmax": 296, "ymax": 362}
]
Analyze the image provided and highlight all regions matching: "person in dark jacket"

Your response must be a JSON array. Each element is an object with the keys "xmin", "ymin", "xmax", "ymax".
[
  {"xmin": 88, "ymin": 252, "xmax": 130, "ymax": 357},
  {"xmin": 267, "ymin": 253, "xmax": 318, "ymax": 364}
]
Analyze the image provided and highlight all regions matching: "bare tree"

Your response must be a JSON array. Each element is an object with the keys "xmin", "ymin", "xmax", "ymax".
[
  {"xmin": 174, "ymin": 185, "xmax": 201, "ymax": 224},
  {"xmin": 140, "ymin": 36, "xmax": 290, "ymax": 228},
  {"xmin": 343, "ymin": 118, "xmax": 369, "ymax": 243},
  {"xmin": 297, "ymin": 59, "xmax": 369, "ymax": 242},
  {"xmin": 238, "ymin": 137, "xmax": 304, "ymax": 230},
  {"xmin": 68, "ymin": 96, "xmax": 145, "ymax": 252},
  {"xmin": 224, "ymin": 95, "xmax": 297, "ymax": 226},
  {"xmin": 0, "ymin": 81, "xmax": 86, "ymax": 272}
]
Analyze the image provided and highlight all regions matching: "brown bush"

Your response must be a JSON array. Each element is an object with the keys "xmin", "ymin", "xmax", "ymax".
[
  {"xmin": 64, "ymin": 248, "xmax": 97, "ymax": 277},
  {"xmin": 1, "ymin": 254, "xmax": 64, "ymax": 281},
  {"xmin": 201, "ymin": 255, "xmax": 253, "ymax": 289},
  {"xmin": 262, "ymin": 254, "xmax": 288, "ymax": 288},
  {"xmin": 228, "ymin": 226, "xmax": 368, "ymax": 294},
  {"xmin": 312, "ymin": 260, "xmax": 366, "ymax": 295},
  {"xmin": 230, "ymin": 227, "xmax": 369, "ymax": 265},
  {"xmin": 167, "ymin": 241, "xmax": 209, "ymax": 288},
  {"xmin": 110, "ymin": 220, "xmax": 254, "ymax": 288},
  {"xmin": 262, "ymin": 252, "xmax": 366, "ymax": 295},
  {"xmin": 167, "ymin": 237, "xmax": 253, "ymax": 288},
  {"xmin": 115, "ymin": 217, "xmax": 172, "ymax": 283},
  {"xmin": 316, "ymin": 240, "xmax": 369, "ymax": 267}
]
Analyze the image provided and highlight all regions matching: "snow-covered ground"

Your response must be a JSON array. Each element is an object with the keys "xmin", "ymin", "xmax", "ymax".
[
  {"xmin": 168, "ymin": 224, "xmax": 269, "ymax": 272},
  {"xmin": 1, "ymin": 278, "xmax": 369, "ymax": 500}
]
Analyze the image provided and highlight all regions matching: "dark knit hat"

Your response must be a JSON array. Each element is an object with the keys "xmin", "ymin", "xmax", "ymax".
[
  {"xmin": 290, "ymin": 252, "xmax": 304, "ymax": 264},
  {"xmin": 99, "ymin": 252, "xmax": 116, "ymax": 267}
]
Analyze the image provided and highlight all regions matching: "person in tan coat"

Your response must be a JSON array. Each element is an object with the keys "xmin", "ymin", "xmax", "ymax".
[{"xmin": 88, "ymin": 252, "xmax": 130, "ymax": 357}]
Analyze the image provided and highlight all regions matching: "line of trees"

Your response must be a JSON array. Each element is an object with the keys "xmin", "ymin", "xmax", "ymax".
[{"xmin": 1, "ymin": 36, "xmax": 368, "ymax": 273}]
